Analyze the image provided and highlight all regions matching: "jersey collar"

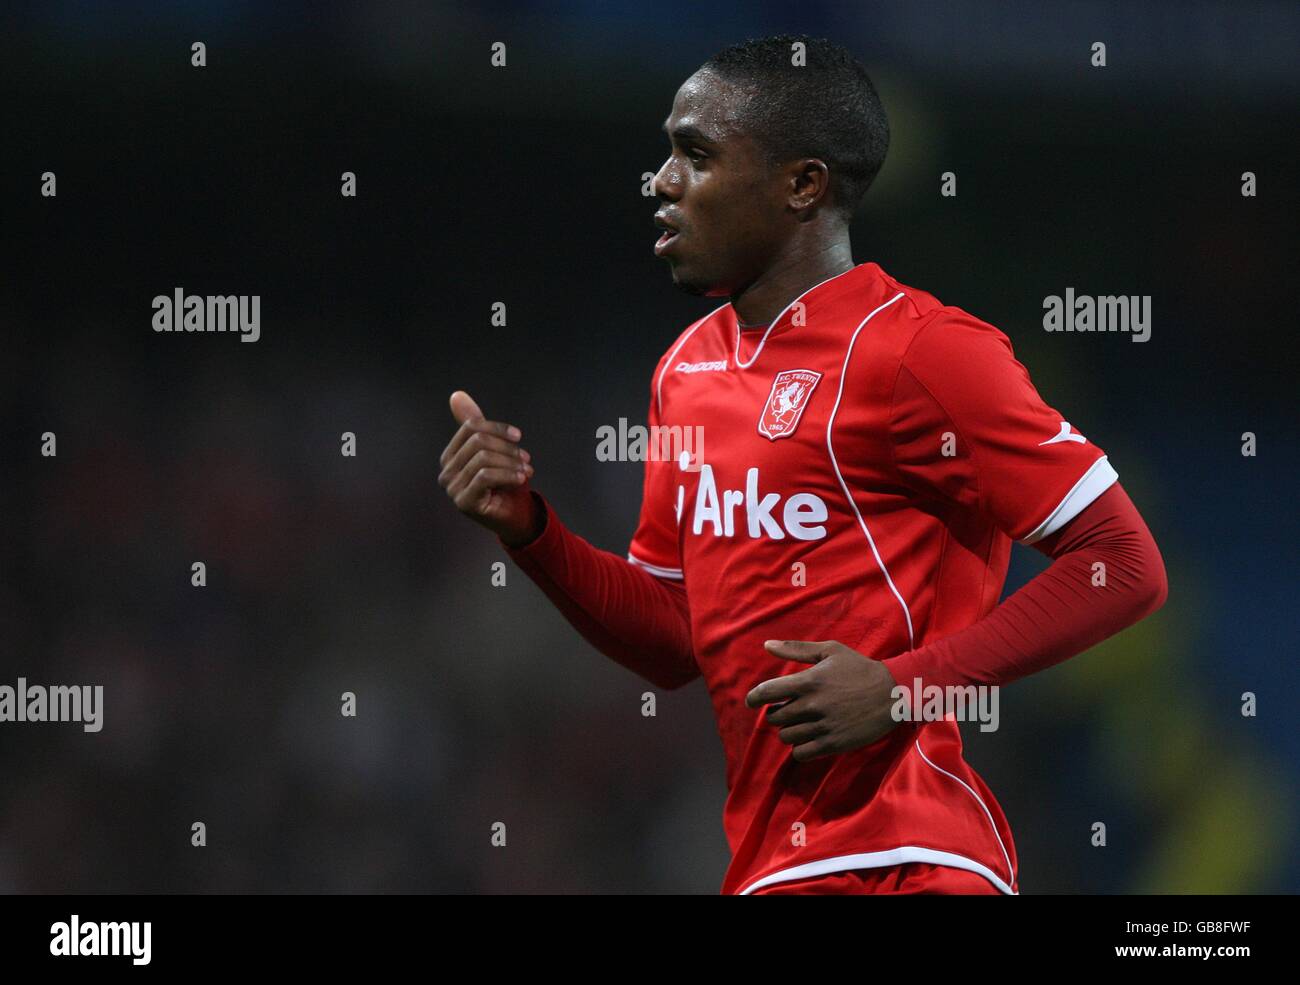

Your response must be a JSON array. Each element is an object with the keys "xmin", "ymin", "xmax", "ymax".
[{"xmin": 730, "ymin": 262, "xmax": 877, "ymax": 369}]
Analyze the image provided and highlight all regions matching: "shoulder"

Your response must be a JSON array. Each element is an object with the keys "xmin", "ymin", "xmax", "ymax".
[
  {"xmin": 891, "ymin": 302, "xmax": 1041, "ymax": 431},
  {"xmin": 844, "ymin": 265, "xmax": 1018, "ymax": 384},
  {"xmin": 852, "ymin": 269, "xmax": 1028, "ymax": 412},
  {"xmin": 902, "ymin": 306, "xmax": 1017, "ymax": 373},
  {"xmin": 845, "ymin": 264, "xmax": 1003, "ymax": 361},
  {"xmin": 870, "ymin": 267, "xmax": 1017, "ymax": 378}
]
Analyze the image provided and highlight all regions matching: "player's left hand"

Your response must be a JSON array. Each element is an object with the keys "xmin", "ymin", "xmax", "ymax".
[{"xmin": 745, "ymin": 640, "xmax": 901, "ymax": 762}]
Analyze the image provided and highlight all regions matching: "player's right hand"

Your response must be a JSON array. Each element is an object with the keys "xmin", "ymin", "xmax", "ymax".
[{"xmin": 440, "ymin": 390, "xmax": 541, "ymax": 546}]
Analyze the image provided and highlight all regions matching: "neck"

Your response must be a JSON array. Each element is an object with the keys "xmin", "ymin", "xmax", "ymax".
[{"xmin": 730, "ymin": 233, "xmax": 855, "ymax": 326}]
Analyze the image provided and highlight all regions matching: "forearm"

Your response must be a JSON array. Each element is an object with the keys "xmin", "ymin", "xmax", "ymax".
[
  {"xmin": 883, "ymin": 482, "xmax": 1168, "ymax": 691},
  {"xmin": 501, "ymin": 492, "xmax": 699, "ymax": 689}
]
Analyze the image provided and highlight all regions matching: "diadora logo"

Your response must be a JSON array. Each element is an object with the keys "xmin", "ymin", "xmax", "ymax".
[
  {"xmin": 1039, "ymin": 421, "xmax": 1086, "ymax": 446},
  {"xmin": 675, "ymin": 359, "xmax": 728, "ymax": 374},
  {"xmin": 758, "ymin": 369, "xmax": 821, "ymax": 440},
  {"xmin": 676, "ymin": 461, "xmax": 828, "ymax": 541}
]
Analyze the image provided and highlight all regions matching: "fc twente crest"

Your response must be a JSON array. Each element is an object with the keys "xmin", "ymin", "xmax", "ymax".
[{"xmin": 758, "ymin": 369, "xmax": 822, "ymax": 440}]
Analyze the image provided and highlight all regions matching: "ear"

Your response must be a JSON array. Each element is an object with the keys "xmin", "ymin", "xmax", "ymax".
[{"xmin": 787, "ymin": 158, "xmax": 832, "ymax": 215}]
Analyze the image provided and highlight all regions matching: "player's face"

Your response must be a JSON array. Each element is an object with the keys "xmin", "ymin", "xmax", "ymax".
[{"xmin": 652, "ymin": 70, "xmax": 789, "ymax": 297}]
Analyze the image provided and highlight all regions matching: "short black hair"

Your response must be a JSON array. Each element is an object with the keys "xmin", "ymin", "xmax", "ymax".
[{"xmin": 700, "ymin": 35, "xmax": 889, "ymax": 221}]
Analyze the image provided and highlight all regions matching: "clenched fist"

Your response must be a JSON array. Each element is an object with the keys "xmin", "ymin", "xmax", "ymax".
[{"xmin": 439, "ymin": 390, "xmax": 542, "ymax": 547}]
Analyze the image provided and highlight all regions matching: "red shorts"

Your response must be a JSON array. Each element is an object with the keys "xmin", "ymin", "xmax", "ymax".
[{"xmin": 748, "ymin": 862, "xmax": 1004, "ymax": 895}]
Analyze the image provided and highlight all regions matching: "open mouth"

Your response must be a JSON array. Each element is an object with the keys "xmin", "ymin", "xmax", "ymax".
[
  {"xmin": 653, "ymin": 215, "xmax": 680, "ymax": 256},
  {"xmin": 654, "ymin": 229, "xmax": 679, "ymax": 254}
]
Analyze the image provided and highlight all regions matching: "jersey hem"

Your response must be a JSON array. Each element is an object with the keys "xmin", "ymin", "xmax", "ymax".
[
  {"xmin": 626, "ymin": 552, "xmax": 684, "ymax": 580},
  {"xmin": 735, "ymin": 846, "xmax": 1018, "ymax": 895}
]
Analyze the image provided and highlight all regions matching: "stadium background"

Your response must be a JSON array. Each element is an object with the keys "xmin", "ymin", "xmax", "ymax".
[{"xmin": 1, "ymin": 0, "xmax": 1295, "ymax": 893}]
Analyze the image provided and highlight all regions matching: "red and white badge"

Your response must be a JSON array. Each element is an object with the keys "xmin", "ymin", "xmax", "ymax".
[{"xmin": 758, "ymin": 369, "xmax": 822, "ymax": 440}]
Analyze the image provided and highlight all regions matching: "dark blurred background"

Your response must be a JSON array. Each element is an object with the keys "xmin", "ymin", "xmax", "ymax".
[{"xmin": 1, "ymin": 0, "xmax": 1296, "ymax": 893}]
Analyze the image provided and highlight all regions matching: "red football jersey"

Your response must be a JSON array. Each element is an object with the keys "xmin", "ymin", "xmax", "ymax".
[{"xmin": 628, "ymin": 262, "xmax": 1118, "ymax": 895}]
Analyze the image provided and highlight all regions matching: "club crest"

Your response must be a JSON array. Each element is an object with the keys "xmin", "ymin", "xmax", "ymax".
[{"xmin": 758, "ymin": 369, "xmax": 822, "ymax": 440}]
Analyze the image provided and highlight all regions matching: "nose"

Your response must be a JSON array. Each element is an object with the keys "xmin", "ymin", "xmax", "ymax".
[{"xmin": 653, "ymin": 156, "xmax": 682, "ymax": 201}]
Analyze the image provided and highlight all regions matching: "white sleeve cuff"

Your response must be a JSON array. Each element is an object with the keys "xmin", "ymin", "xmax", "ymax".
[
  {"xmin": 1019, "ymin": 455, "xmax": 1119, "ymax": 544},
  {"xmin": 626, "ymin": 552, "xmax": 684, "ymax": 580}
]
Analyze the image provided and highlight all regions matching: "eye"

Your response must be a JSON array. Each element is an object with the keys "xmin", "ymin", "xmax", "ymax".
[{"xmin": 685, "ymin": 147, "xmax": 707, "ymax": 167}]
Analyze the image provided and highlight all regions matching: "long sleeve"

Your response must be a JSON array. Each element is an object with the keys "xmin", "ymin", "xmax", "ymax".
[
  {"xmin": 501, "ymin": 492, "xmax": 699, "ymax": 690},
  {"xmin": 882, "ymin": 481, "xmax": 1167, "ymax": 691}
]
